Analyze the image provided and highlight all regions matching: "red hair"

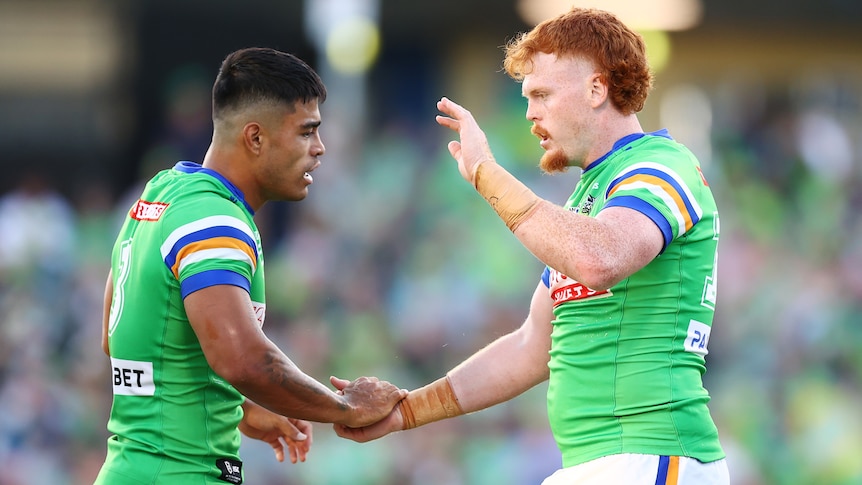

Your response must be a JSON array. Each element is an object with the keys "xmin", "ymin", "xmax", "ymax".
[{"xmin": 503, "ymin": 8, "xmax": 653, "ymax": 114}]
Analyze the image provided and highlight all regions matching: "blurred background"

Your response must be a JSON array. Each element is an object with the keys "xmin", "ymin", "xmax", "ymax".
[{"xmin": 1, "ymin": 0, "xmax": 861, "ymax": 483}]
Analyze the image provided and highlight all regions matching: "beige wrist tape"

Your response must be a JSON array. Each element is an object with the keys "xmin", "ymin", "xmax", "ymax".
[
  {"xmin": 473, "ymin": 162, "xmax": 541, "ymax": 232},
  {"xmin": 401, "ymin": 376, "xmax": 464, "ymax": 430}
]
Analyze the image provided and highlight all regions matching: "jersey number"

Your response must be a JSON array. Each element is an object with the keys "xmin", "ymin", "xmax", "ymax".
[
  {"xmin": 107, "ymin": 238, "xmax": 133, "ymax": 336},
  {"xmin": 701, "ymin": 211, "xmax": 719, "ymax": 310}
]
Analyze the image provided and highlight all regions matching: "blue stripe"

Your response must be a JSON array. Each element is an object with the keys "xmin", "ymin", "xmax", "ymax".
[
  {"xmin": 607, "ymin": 167, "xmax": 699, "ymax": 226},
  {"xmin": 180, "ymin": 269, "xmax": 251, "ymax": 299},
  {"xmin": 164, "ymin": 225, "xmax": 258, "ymax": 269},
  {"xmin": 655, "ymin": 455, "xmax": 670, "ymax": 485},
  {"xmin": 604, "ymin": 195, "xmax": 673, "ymax": 251},
  {"xmin": 540, "ymin": 267, "xmax": 551, "ymax": 287},
  {"xmin": 174, "ymin": 161, "xmax": 255, "ymax": 215},
  {"xmin": 583, "ymin": 130, "xmax": 672, "ymax": 173}
]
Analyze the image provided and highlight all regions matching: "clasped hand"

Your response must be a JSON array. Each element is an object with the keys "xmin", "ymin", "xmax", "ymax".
[{"xmin": 330, "ymin": 375, "xmax": 406, "ymax": 443}]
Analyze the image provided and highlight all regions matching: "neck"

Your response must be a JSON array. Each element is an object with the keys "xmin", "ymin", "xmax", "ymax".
[
  {"xmin": 582, "ymin": 114, "xmax": 643, "ymax": 169},
  {"xmin": 201, "ymin": 141, "xmax": 263, "ymax": 212}
]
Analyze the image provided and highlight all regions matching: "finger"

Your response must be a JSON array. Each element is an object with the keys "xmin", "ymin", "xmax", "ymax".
[
  {"xmin": 333, "ymin": 423, "xmax": 366, "ymax": 443},
  {"xmin": 278, "ymin": 422, "xmax": 307, "ymax": 442},
  {"xmin": 438, "ymin": 96, "xmax": 468, "ymax": 118},
  {"xmin": 272, "ymin": 441, "xmax": 285, "ymax": 463},
  {"xmin": 295, "ymin": 419, "xmax": 313, "ymax": 447},
  {"xmin": 448, "ymin": 141, "xmax": 462, "ymax": 160},
  {"xmin": 436, "ymin": 114, "xmax": 459, "ymax": 129},
  {"xmin": 286, "ymin": 440, "xmax": 299, "ymax": 464},
  {"xmin": 297, "ymin": 437, "xmax": 310, "ymax": 462},
  {"xmin": 437, "ymin": 96, "xmax": 458, "ymax": 114},
  {"xmin": 329, "ymin": 375, "xmax": 350, "ymax": 391}
]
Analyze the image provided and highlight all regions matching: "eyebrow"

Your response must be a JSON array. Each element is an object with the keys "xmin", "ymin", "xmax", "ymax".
[
  {"xmin": 522, "ymin": 86, "xmax": 543, "ymax": 98},
  {"xmin": 301, "ymin": 120, "xmax": 322, "ymax": 129}
]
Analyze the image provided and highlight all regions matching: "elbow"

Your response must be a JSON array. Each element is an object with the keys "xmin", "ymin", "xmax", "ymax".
[
  {"xmin": 209, "ymin": 356, "xmax": 256, "ymax": 388},
  {"xmin": 569, "ymin": 259, "xmax": 623, "ymax": 291},
  {"xmin": 576, "ymin": 274, "xmax": 619, "ymax": 292}
]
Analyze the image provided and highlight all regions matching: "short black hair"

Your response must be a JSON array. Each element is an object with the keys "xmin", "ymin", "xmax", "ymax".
[{"xmin": 212, "ymin": 47, "xmax": 327, "ymax": 120}]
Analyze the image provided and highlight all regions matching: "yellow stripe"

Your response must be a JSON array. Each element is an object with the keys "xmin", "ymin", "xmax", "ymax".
[
  {"xmin": 609, "ymin": 174, "xmax": 694, "ymax": 231},
  {"xmin": 666, "ymin": 456, "xmax": 680, "ymax": 485},
  {"xmin": 171, "ymin": 237, "xmax": 256, "ymax": 277}
]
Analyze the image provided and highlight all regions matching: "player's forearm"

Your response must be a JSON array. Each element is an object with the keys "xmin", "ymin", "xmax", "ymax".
[
  {"xmin": 472, "ymin": 162, "xmax": 542, "ymax": 232},
  {"xmin": 472, "ymin": 162, "xmax": 636, "ymax": 290},
  {"xmin": 448, "ymin": 329, "xmax": 549, "ymax": 412},
  {"xmin": 227, "ymin": 346, "xmax": 352, "ymax": 424},
  {"xmin": 401, "ymin": 328, "xmax": 548, "ymax": 429}
]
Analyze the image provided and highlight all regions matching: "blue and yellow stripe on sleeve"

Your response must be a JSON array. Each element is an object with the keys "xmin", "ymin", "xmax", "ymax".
[
  {"xmin": 160, "ymin": 215, "xmax": 258, "ymax": 297},
  {"xmin": 604, "ymin": 162, "xmax": 703, "ymax": 248}
]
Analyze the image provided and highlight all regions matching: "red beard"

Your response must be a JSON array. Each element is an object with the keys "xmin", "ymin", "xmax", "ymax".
[
  {"xmin": 532, "ymin": 125, "xmax": 569, "ymax": 174},
  {"xmin": 539, "ymin": 150, "xmax": 570, "ymax": 174}
]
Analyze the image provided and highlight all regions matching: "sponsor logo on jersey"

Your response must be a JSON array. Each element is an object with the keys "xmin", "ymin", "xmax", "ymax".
[
  {"xmin": 130, "ymin": 199, "xmax": 169, "ymax": 221},
  {"xmin": 684, "ymin": 319, "xmax": 711, "ymax": 356},
  {"xmin": 576, "ymin": 194, "xmax": 596, "ymax": 215},
  {"xmin": 252, "ymin": 301, "xmax": 266, "ymax": 327},
  {"xmin": 547, "ymin": 268, "xmax": 611, "ymax": 306},
  {"xmin": 110, "ymin": 357, "xmax": 155, "ymax": 396},
  {"xmin": 216, "ymin": 458, "xmax": 243, "ymax": 484}
]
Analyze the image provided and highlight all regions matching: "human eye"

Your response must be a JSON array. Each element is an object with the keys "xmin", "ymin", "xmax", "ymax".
[
  {"xmin": 526, "ymin": 90, "xmax": 546, "ymax": 102},
  {"xmin": 301, "ymin": 123, "xmax": 320, "ymax": 138}
]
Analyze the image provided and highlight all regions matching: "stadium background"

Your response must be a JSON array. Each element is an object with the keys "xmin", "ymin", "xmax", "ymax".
[{"xmin": 1, "ymin": 0, "xmax": 861, "ymax": 483}]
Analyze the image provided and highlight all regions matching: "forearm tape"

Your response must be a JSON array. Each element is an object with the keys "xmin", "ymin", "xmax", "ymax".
[
  {"xmin": 400, "ymin": 376, "xmax": 464, "ymax": 430},
  {"xmin": 473, "ymin": 162, "xmax": 541, "ymax": 232}
]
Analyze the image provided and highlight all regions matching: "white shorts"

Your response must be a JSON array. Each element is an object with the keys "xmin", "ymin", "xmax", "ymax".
[{"xmin": 541, "ymin": 454, "xmax": 729, "ymax": 485}]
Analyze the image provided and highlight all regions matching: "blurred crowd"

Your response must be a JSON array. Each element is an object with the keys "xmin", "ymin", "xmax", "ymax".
[{"xmin": 1, "ymin": 65, "xmax": 861, "ymax": 485}]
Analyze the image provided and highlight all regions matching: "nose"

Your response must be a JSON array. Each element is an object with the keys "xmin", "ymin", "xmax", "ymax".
[
  {"xmin": 525, "ymin": 101, "xmax": 538, "ymax": 122},
  {"xmin": 312, "ymin": 134, "xmax": 325, "ymax": 157}
]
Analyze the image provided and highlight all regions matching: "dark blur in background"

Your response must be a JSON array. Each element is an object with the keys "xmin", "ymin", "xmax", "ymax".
[{"xmin": 1, "ymin": 0, "xmax": 861, "ymax": 484}]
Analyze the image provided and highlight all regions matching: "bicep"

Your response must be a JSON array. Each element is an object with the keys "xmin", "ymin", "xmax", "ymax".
[
  {"xmin": 595, "ymin": 205, "xmax": 664, "ymax": 278},
  {"xmin": 183, "ymin": 284, "xmax": 269, "ymax": 380}
]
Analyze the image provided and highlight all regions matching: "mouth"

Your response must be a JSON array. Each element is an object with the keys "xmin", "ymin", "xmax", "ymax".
[
  {"xmin": 531, "ymin": 126, "xmax": 550, "ymax": 149},
  {"xmin": 537, "ymin": 133, "xmax": 550, "ymax": 150},
  {"xmin": 304, "ymin": 160, "xmax": 321, "ymax": 184}
]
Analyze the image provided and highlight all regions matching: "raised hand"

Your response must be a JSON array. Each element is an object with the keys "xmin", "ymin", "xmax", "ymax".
[{"xmin": 435, "ymin": 96, "xmax": 497, "ymax": 185}]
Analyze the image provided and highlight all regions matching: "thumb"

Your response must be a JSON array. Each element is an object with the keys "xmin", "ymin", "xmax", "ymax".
[
  {"xmin": 448, "ymin": 140, "xmax": 462, "ymax": 161},
  {"xmin": 280, "ymin": 421, "xmax": 307, "ymax": 442},
  {"xmin": 330, "ymin": 375, "xmax": 350, "ymax": 391}
]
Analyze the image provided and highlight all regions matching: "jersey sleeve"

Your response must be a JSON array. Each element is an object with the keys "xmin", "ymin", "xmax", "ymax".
[
  {"xmin": 159, "ymin": 213, "xmax": 259, "ymax": 298},
  {"xmin": 602, "ymin": 161, "xmax": 704, "ymax": 249}
]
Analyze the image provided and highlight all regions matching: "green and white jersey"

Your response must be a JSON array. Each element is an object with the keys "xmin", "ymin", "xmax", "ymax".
[
  {"xmin": 541, "ymin": 130, "xmax": 724, "ymax": 467},
  {"xmin": 96, "ymin": 162, "xmax": 265, "ymax": 485}
]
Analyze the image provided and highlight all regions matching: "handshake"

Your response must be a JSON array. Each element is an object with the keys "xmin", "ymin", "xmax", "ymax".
[
  {"xmin": 242, "ymin": 374, "xmax": 464, "ymax": 465},
  {"xmin": 329, "ymin": 375, "xmax": 463, "ymax": 443}
]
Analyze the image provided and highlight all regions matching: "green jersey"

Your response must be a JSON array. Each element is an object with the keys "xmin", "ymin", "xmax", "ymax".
[
  {"xmin": 96, "ymin": 162, "xmax": 265, "ymax": 484},
  {"xmin": 542, "ymin": 130, "xmax": 724, "ymax": 467}
]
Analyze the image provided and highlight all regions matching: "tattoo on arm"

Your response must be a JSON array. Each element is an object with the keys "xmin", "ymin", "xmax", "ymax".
[{"xmin": 260, "ymin": 349, "xmax": 344, "ymax": 407}]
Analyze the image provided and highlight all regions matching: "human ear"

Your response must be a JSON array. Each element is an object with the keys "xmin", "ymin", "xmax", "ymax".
[
  {"xmin": 589, "ymin": 73, "xmax": 608, "ymax": 108},
  {"xmin": 243, "ymin": 122, "xmax": 263, "ymax": 155}
]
